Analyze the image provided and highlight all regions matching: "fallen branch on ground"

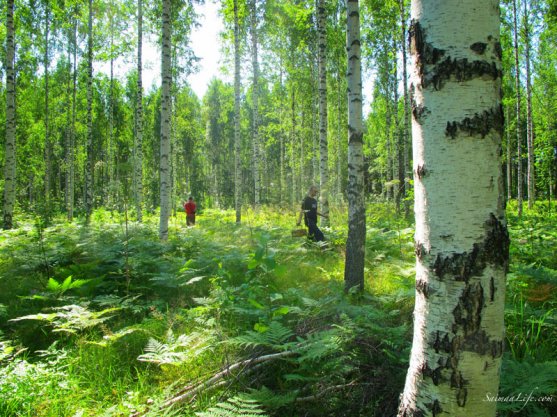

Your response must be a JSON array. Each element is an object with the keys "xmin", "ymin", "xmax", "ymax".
[{"xmin": 130, "ymin": 350, "xmax": 297, "ymax": 417}]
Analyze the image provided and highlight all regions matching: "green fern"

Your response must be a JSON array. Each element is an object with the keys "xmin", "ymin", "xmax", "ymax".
[
  {"xmin": 295, "ymin": 329, "xmax": 343, "ymax": 362},
  {"xmin": 138, "ymin": 328, "xmax": 217, "ymax": 365},
  {"xmin": 227, "ymin": 321, "xmax": 294, "ymax": 350},
  {"xmin": 195, "ymin": 394, "xmax": 268, "ymax": 417},
  {"xmin": 9, "ymin": 304, "xmax": 119, "ymax": 334},
  {"xmin": 46, "ymin": 276, "xmax": 90, "ymax": 296},
  {"xmin": 498, "ymin": 359, "xmax": 557, "ymax": 415}
]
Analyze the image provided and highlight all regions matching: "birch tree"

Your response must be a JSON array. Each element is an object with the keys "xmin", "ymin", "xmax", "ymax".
[
  {"xmin": 523, "ymin": 0, "xmax": 535, "ymax": 208},
  {"xmin": 234, "ymin": 0, "xmax": 242, "ymax": 223},
  {"xmin": 344, "ymin": 0, "xmax": 365, "ymax": 291},
  {"xmin": 3, "ymin": 0, "xmax": 16, "ymax": 230},
  {"xmin": 43, "ymin": 0, "xmax": 52, "ymax": 210},
  {"xmin": 316, "ymin": 0, "xmax": 329, "ymax": 224},
  {"xmin": 134, "ymin": 0, "xmax": 144, "ymax": 222},
  {"xmin": 398, "ymin": 1, "xmax": 509, "ymax": 416},
  {"xmin": 85, "ymin": 0, "xmax": 94, "ymax": 220},
  {"xmin": 159, "ymin": 0, "xmax": 172, "ymax": 240},
  {"xmin": 513, "ymin": 0, "xmax": 523, "ymax": 215},
  {"xmin": 250, "ymin": 0, "xmax": 261, "ymax": 207}
]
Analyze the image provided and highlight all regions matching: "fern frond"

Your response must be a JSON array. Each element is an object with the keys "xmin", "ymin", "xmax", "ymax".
[
  {"xmin": 195, "ymin": 394, "xmax": 268, "ymax": 417},
  {"xmin": 138, "ymin": 329, "xmax": 217, "ymax": 365},
  {"xmin": 227, "ymin": 321, "xmax": 294, "ymax": 350},
  {"xmin": 295, "ymin": 329, "xmax": 343, "ymax": 362}
]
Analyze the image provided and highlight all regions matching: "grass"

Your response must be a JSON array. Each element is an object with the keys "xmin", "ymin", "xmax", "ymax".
[{"xmin": 0, "ymin": 201, "xmax": 555, "ymax": 416}]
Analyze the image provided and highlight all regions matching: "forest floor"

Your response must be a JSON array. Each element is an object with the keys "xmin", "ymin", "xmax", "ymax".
[{"xmin": 0, "ymin": 202, "xmax": 556, "ymax": 417}]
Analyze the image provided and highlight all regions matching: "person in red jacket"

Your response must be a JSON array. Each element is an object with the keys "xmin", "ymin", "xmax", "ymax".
[{"xmin": 184, "ymin": 196, "xmax": 196, "ymax": 226}]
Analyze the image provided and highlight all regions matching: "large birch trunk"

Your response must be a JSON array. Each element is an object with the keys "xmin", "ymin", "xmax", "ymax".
[
  {"xmin": 85, "ymin": 0, "xmax": 94, "ymax": 220},
  {"xmin": 317, "ymin": 0, "xmax": 329, "ymax": 225},
  {"xmin": 3, "ymin": 0, "xmax": 16, "ymax": 230},
  {"xmin": 134, "ymin": 0, "xmax": 144, "ymax": 222},
  {"xmin": 233, "ymin": 0, "xmax": 242, "ymax": 223},
  {"xmin": 159, "ymin": 0, "xmax": 172, "ymax": 239},
  {"xmin": 398, "ymin": 1, "xmax": 509, "ymax": 416},
  {"xmin": 344, "ymin": 0, "xmax": 365, "ymax": 292}
]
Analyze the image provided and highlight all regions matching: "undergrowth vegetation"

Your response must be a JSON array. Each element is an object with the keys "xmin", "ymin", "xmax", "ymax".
[{"xmin": 0, "ymin": 203, "xmax": 556, "ymax": 416}]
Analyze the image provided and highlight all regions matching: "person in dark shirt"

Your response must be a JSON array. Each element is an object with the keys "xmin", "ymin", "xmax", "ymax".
[{"xmin": 296, "ymin": 185, "xmax": 328, "ymax": 241}]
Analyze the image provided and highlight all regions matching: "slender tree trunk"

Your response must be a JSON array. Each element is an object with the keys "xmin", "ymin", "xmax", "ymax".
[
  {"xmin": 69, "ymin": 20, "xmax": 78, "ymax": 220},
  {"xmin": 344, "ymin": 0, "xmax": 366, "ymax": 292},
  {"xmin": 250, "ymin": 0, "xmax": 261, "ymax": 207},
  {"xmin": 513, "ymin": 0, "xmax": 523, "ymax": 216},
  {"xmin": 398, "ymin": 1, "xmax": 508, "ymax": 416},
  {"xmin": 400, "ymin": 0, "xmax": 411, "ymax": 216},
  {"xmin": 291, "ymin": 89, "xmax": 297, "ymax": 206},
  {"xmin": 336, "ymin": 58, "xmax": 343, "ymax": 198},
  {"xmin": 85, "ymin": 0, "xmax": 94, "ymax": 220},
  {"xmin": 506, "ymin": 105, "xmax": 512, "ymax": 200},
  {"xmin": 317, "ymin": 0, "xmax": 329, "ymax": 225},
  {"xmin": 233, "ymin": 0, "xmax": 242, "ymax": 223},
  {"xmin": 107, "ymin": 14, "xmax": 115, "ymax": 208},
  {"xmin": 134, "ymin": 0, "xmax": 144, "ymax": 222},
  {"xmin": 44, "ymin": 1, "xmax": 51, "ymax": 212},
  {"xmin": 159, "ymin": 0, "xmax": 172, "ymax": 239},
  {"xmin": 523, "ymin": 0, "xmax": 535, "ymax": 209},
  {"xmin": 3, "ymin": 0, "xmax": 16, "ymax": 229}
]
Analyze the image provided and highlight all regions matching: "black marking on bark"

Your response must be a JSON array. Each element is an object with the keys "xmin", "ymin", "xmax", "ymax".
[
  {"xmin": 412, "ymin": 103, "xmax": 430, "ymax": 124},
  {"xmin": 490, "ymin": 276, "xmax": 495, "ymax": 302},
  {"xmin": 426, "ymin": 56, "xmax": 501, "ymax": 90},
  {"xmin": 445, "ymin": 105, "xmax": 504, "ymax": 139},
  {"xmin": 409, "ymin": 20, "xmax": 446, "ymax": 82},
  {"xmin": 450, "ymin": 369, "xmax": 468, "ymax": 407},
  {"xmin": 470, "ymin": 42, "xmax": 487, "ymax": 55},
  {"xmin": 420, "ymin": 363, "xmax": 442, "ymax": 386},
  {"xmin": 433, "ymin": 331, "xmax": 451, "ymax": 354},
  {"xmin": 462, "ymin": 330, "xmax": 499, "ymax": 357},
  {"xmin": 416, "ymin": 279, "xmax": 429, "ymax": 298},
  {"xmin": 453, "ymin": 282, "xmax": 484, "ymax": 333},
  {"xmin": 415, "ymin": 241, "xmax": 428, "ymax": 260},
  {"xmin": 415, "ymin": 164, "xmax": 428, "ymax": 180},
  {"xmin": 494, "ymin": 42, "xmax": 503, "ymax": 60},
  {"xmin": 432, "ymin": 213, "xmax": 509, "ymax": 282},
  {"xmin": 425, "ymin": 399, "xmax": 442, "ymax": 417},
  {"xmin": 410, "ymin": 20, "xmax": 501, "ymax": 90}
]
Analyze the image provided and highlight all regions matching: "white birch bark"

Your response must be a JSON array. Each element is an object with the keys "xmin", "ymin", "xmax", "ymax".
[
  {"xmin": 317, "ymin": 0, "xmax": 329, "ymax": 225},
  {"xmin": 86, "ymin": 0, "xmax": 94, "ymax": 214},
  {"xmin": 85, "ymin": 0, "xmax": 94, "ymax": 219},
  {"xmin": 250, "ymin": 0, "xmax": 261, "ymax": 207},
  {"xmin": 44, "ymin": 1, "xmax": 51, "ymax": 209},
  {"xmin": 134, "ymin": 0, "xmax": 144, "ymax": 222},
  {"xmin": 523, "ymin": 0, "xmax": 535, "ymax": 209},
  {"xmin": 159, "ymin": 0, "xmax": 172, "ymax": 239},
  {"xmin": 344, "ymin": 0, "xmax": 365, "ymax": 291},
  {"xmin": 513, "ymin": 0, "xmax": 523, "ymax": 216},
  {"xmin": 233, "ymin": 0, "xmax": 242, "ymax": 223},
  {"xmin": 398, "ymin": 1, "xmax": 508, "ymax": 416},
  {"xmin": 400, "ymin": 0, "xmax": 411, "ymax": 214},
  {"xmin": 3, "ymin": 0, "xmax": 16, "ymax": 229}
]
